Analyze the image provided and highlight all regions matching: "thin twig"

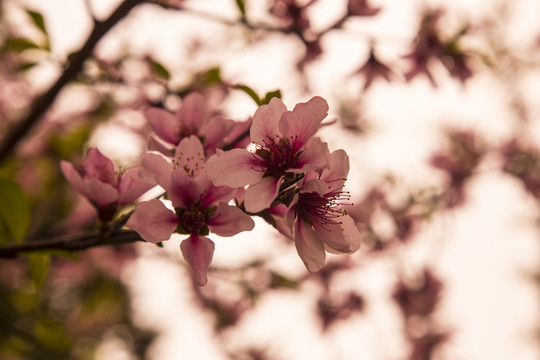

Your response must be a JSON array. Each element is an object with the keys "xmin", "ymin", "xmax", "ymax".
[{"xmin": 0, "ymin": 230, "xmax": 145, "ymax": 258}]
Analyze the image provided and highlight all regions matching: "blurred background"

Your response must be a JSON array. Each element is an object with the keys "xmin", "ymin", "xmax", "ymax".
[{"xmin": 1, "ymin": 0, "xmax": 540, "ymax": 359}]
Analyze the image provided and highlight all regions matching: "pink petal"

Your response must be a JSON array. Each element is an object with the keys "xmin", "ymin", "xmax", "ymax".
[
  {"xmin": 117, "ymin": 167, "xmax": 155, "ymax": 205},
  {"xmin": 250, "ymin": 97, "xmax": 287, "ymax": 145},
  {"xmin": 174, "ymin": 135, "xmax": 205, "ymax": 178},
  {"xmin": 147, "ymin": 135, "xmax": 175, "ymax": 157},
  {"xmin": 279, "ymin": 96, "xmax": 329, "ymax": 148},
  {"xmin": 320, "ymin": 149, "xmax": 350, "ymax": 191},
  {"xmin": 244, "ymin": 176, "xmax": 281, "ymax": 213},
  {"xmin": 84, "ymin": 148, "xmax": 117, "ymax": 185},
  {"xmin": 316, "ymin": 215, "xmax": 361, "ymax": 254},
  {"xmin": 141, "ymin": 153, "xmax": 173, "ymax": 190},
  {"xmin": 126, "ymin": 199, "xmax": 179, "ymax": 243},
  {"xmin": 205, "ymin": 149, "xmax": 263, "ymax": 187},
  {"xmin": 60, "ymin": 160, "xmax": 86, "ymax": 195},
  {"xmin": 180, "ymin": 234, "xmax": 215, "ymax": 286},
  {"xmin": 201, "ymin": 182, "xmax": 236, "ymax": 207},
  {"xmin": 208, "ymin": 203, "xmax": 255, "ymax": 236},
  {"xmin": 300, "ymin": 179, "xmax": 328, "ymax": 195},
  {"xmin": 168, "ymin": 167, "xmax": 202, "ymax": 208},
  {"xmin": 179, "ymin": 92, "xmax": 205, "ymax": 133},
  {"xmin": 200, "ymin": 116, "xmax": 233, "ymax": 153},
  {"xmin": 146, "ymin": 107, "xmax": 180, "ymax": 145},
  {"xmin": 294, "ymin": 218, "xmax": 326, "ymax": 272},
  {"xmin": 294, "ymin": 137, "xmax": 330, "ymax": 173},
  {"xmin": 83, "ymin": 177, "xmax": 118, "ymax": 208}
]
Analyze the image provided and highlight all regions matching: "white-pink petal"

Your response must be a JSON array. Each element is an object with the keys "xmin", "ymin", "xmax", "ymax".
[
  {"xmin": 250, "ymin": 97, "xmax": 287, "ymax": 145},
  {"xmin": 84, "ymin": 148, "xmax": 117, "ymax": 185},
  {"xmin": 244, "ymin": 176, "xmax": 281, "ymax": 213},
  {"xmin": 117, "ymin": 168, "xmax": 154, "ymax": 205},
  {"xmin": 168, "ymin": 167, "xmax": 202, "ymax": 208},
  {"xmin": 205, "ymin": 149, "xmax": 263, "ymax": 187},
  {"xmin": 320, "ymin": 149, "xmax": 350, "ymax": 191},
  {"xmin": 126, "ymin": 199, "xmax": 179, "ymax": 243},
  {"xmin": 294, "ymin": 137, "xmax": 330, "ymax": 173},
  {"xmin": 279, "ymin": 96, "xmax": 328, "ymax": 147},
  {"xmin": 141, "ymin": 153, "xmax": 173, "ymax": 190},
  {"xmin": 178, "ymin": 92, "xmax": 205, "ymax": 132},
  {"xmin": 60, "ymin": 160, "xmax": 86, "ymax": 195},
  {"xmin": 175, "ymin": 135, "xmax": 205, "ymax": 178},
  {"xmin": 180, "ymin": 234, "xmax": 215, "ymax": 286},
  {"xmin": 146, "ymin": 107, "xmax": 180, "ymax": 145},
  {"xmin": 294, "ymin": 218, "xmax": 326, "ymax": 272},
  {"xmin": 83, "ymin": 177, "xmax": 118, "ymax": 208},
  {"xmin": 208, "ymin": 203, "xmax": 255, "ymax": 236}
]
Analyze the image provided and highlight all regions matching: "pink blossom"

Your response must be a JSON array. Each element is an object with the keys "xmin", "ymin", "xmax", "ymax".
[
  {"xmin": 145, "ymin": 92, "xmax": 234, "ymax": 155},
  {"xmin": 347, "ymin": 0, "xmax": 381, "ymax": 17},
  {"xmin": 60, "ymin": 148, "xmax": 153, "ymax": 222},
  {"xmin": 285, "ymin": 150, "xmax": 361, "ymax": 272},
  {"xmin": 206, "ymin": 96, "xmax": 330, "ymax": 213},
  {"xmin": 127, "ymin": 136, "xmax": 255, "ymax": 285}
]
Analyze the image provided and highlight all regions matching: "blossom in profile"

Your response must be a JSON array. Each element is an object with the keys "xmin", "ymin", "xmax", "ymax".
[
  {"xmin": 127, "ymin": 136, "xmax": 254, "ymax": 285},
  {"xmin": 347, "ymin": 0, "xmax": 381, "ymax": 17},
  {"xmin": 60, "ymin": 147, "xmax": 153, "ymax": 222},
  {"xmin": 206, "ymin": 96, "xmax": 330, "ymax": 213},
  {"xmin": 285, "ymin": 149, "xmax": 362, "ymax": 271},
  {"xmin": 145, "ymin": 92, "xmax": 233, "ymax": 155},
  {"xmin": 355, "ymin": 47, "xmax": 393, "ymax": 90}
]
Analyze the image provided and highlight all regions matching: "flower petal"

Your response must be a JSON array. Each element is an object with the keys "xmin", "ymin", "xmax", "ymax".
[
  {"xmin": 205, "ymin": 149, "xmax": 263, "ymax": 187},
  {"xmin": 279, "ymin": 96, "xmax": 328, "ymax": 148},
  {"xmin": 208, "ymin": 203, "xmax": 255, "ymax": 236},
  {"xmin": 84, "ymin": 148, "xmax": 117, "ymax": 185},
  {"xmin": 126, "ymin": 199, "xmax": 179, "ymax": 243},
  {"xmin": 141, "ymin": 153, "xmax": 173, "ymax": 190},
  {"xmin": 180, "ymin": 234, "xmax": 215, "ymax": 286},
  {"xmin": 174, "ymin": 135, "xmax": 205, "ymax": 178},
  {"xmin": 320, "ymin": 149, "xmax": 350, "ymax": 191},
  {"xmin": 146, "ymin": 107, "xmax": 180, "ymax": 145},
  {"xmin": 294, "ymin": 218, "xmax": 325, "ymax": 272},
  {"xmin": 293, "ymin": 137, "xmax": 330, "ymax": 173},
  {"xmin": 315, "ymin": 215, "xmax": 362, "ymax": 254},
  {"xmin": 200, "ymin": 116, "xmax": 233, "ymax": 154},
  {"xmin": 60, "ymin": 160, "xmax": 86, "ymax": 195},
  {"xmin": 168, "ymin": 167, "xmax": 202, "ymax": 208},
  {"xmin": 83, "ymin": 177, "xmax": 118, "ymax": 208},
  {"xmin": 244, "ymin": 176, "xmax": 281, "ymax": 213},
  {"xmin": 179, "ymin": 92, "xmax": 205, "ymax": 133},
  {"xmin": 117, "ymin": 167, "xmax": 154, "ymax": 205},
  {"xmin": 250, "ymin": 97, "xmax": 287, "ymax": 145}
]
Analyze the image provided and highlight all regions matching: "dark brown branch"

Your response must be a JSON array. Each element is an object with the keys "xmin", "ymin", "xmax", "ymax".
[
  {"xmin": 0, "ymin": 230, "xmax": 146, "ymax": 258},
  {"xmin": 0, "ymin": 0, "xmax": 147, "ymax": 165}
]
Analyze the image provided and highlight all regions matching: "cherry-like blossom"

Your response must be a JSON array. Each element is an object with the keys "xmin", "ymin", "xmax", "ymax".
[
  {"xmin": 127, "ymin": 136, "xmax": 254, "ymax": 285},
  {"xmin": 206, "ymin": 96, "xmax": 330, "ymax": 213},
  {"xmin": 285, "ymin": 149, "xmax": 362, "ymax": 272},
  {"xmin": 60, "ymin": 148, "xmax": 153, "ymax": 222}
]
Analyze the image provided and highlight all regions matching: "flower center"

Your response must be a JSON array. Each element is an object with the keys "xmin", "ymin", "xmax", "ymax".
[
  {"xmin": 254, "ymin": 135, "xmax": 300, "ymax": 178},
  {"xmin": 295, "ymin": 189, "xmax": 350, "ymax": 229},
  {"xmin": 175, "ymin": 202, "xmax": 216, "ymax": 235}
]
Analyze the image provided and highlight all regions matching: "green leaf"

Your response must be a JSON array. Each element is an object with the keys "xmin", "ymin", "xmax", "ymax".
[
  {"xmin": 26, "ymin": 9, "xmax": 48, "ymax": 35},
  {"xmin": 234, "ymin": 84, "xmax": 262, "ymax": 105},
  {"xmin": 261, "ymin": 89, "xmax": 282, "ymax": 104},
  {"xmin": 148, "ymin": 57, "xmax": 170, "ymax": 80},
  {"xmin": 3, "ymin": 37, "xmax": 40, "ymax": 52},
  {"xmin": 235, "ymin": 0, "xmax": 246, "ymax": 18},
  {"xmin": 0, "ymin": 177, "xmax": 30, "ymax": 244},
  {"xmin": 28, "ymin": 253, "xmax": 50, "ymax": 289}
]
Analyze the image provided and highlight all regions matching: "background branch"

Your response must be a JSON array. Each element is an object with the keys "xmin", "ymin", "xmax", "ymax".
[{"xmin": 0, "ymin": 0, "xmax": 147, "ymax": 165}]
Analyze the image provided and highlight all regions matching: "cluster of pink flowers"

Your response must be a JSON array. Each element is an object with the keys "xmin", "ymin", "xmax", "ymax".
[{"xmin": 61, "ymin": 93, "xmax": 362, "ymax": 285}]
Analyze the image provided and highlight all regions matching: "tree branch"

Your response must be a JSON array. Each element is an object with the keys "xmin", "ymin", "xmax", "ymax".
[
  {"xmin": 0, "ymin": 0, "xmax": 147, "ymax": 165},
  {"xmin": 0, "ymin": 230, "xmax": 146, "ymax": 258}
]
